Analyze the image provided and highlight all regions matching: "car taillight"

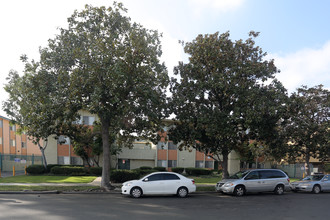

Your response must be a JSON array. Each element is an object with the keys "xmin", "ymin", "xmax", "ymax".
[
  {"xmin": 287, "ymin": 178, "xmax": 290, "ymax": 183},
  {"xmin": 192, "ymin": 180, "xmax": 195, "ymax": 184}
]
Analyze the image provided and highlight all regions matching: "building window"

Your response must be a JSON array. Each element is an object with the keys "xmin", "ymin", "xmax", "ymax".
[
  {"xmin": 21, "ymin": 142, "xmax": 27, "ymax": 148},
  {"xmin": 157, "ymin": 160, "xmax": 167, "ymax": 167},
  {"xmin": 10, "ymin": 139, "xmax": 16, "ymax": 147},
  {"xmin": 82, "ymin": 116, "xmax": 95, "ymax": 125},
  {"xmin": 57, "ymin": 136, "xmax": 70, "ymax": 145},
  {"xmin": 168, "ymin": 141, "xmax": 177, "ymax": 150},
  {"xmin": 205, "ymin": 161, "xmax": 214, "ymax": 169},
  {"xmin": 0, "ymin": 137, "xmax": 2, "ymax": 145},
  {"xmin": 168, "ymin": 160, "xmax": 177, "ymax": 168},
  {"xmin": 157, "ymin": 142, "xmax": 167, "ymax": 150},
  {"xmin": 10, "ymin": 124, "xmax": 16, "ymax": 131},
  {"xmin": 195, "ymin": 161, "xmax": 204, "ymax": 168},
  {"xmin": 0, "ymin": 120, "xmax": 3, "ymax": 128}
]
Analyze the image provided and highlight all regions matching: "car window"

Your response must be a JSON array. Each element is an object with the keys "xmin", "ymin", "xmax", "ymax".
[
  {"xmin": 259, "ymin": 170, "xmax": 286, "ymax": 179},
  {"xmin": 146, "ymin": 174, "xmax": 163, "ymax": 182},
  {"xmin": 323, "ymin": 175, "xmax": 330, "ymax": 181},
  {"xmin": 163, "ymin": 173, "xmax": 180, "ymax": 180},
  {"xmin": 245, "ymin": 171, "xmax": 259, "ymax": 180}
]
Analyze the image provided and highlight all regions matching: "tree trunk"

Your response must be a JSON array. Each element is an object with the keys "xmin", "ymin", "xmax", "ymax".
[
  {"xmin": 100, "ymin": 117, "xmax": 113, "ymax": 190},
  {"xmin": 221, "ymin": 150, "xmax": 230, "ymax": 179},
  {"xmin": 38, "ymin": 141, "xmax": 47, "ymax": 169},
  {"xmin": 305, "ymin": 153, "xmax": 311, "ymax": 176}
]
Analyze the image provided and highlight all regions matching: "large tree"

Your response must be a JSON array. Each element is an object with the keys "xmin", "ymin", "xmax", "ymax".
[
  {"xmin": 37, "ymin": 3, "xmax": 168, "ymax": 190},
  {"xmin": 169, "ymin": 31, "xmax": 287, "ymax": 178},
  {"xmin": 286, "ymin": 85, "xmax": 330, "ymax": 175}
]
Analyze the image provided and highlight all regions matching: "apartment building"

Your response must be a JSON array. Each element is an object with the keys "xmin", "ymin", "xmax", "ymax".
[{"xmin": 1, "ymin": 113, "xmax": 241, "ymax": 174}]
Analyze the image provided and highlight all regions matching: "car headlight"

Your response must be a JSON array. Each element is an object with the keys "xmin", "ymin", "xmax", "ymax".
[
  {"xmin": 124, "ymin": 182, "xmax": 133, "ymax": 187},
  {"xmin": 224, "ymin": 182, "xmax": 234, "ymax": 187}
]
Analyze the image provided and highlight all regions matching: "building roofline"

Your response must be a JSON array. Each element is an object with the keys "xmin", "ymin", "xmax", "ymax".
[{"xmin": 0, "ymin": 115, "xmax": 10, "ymax": 121}]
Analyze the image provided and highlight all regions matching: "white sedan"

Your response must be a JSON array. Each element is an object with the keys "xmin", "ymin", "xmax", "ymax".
[{"xmin": 121, "ymin": 172, "xmax": 196, "ymax": 198}]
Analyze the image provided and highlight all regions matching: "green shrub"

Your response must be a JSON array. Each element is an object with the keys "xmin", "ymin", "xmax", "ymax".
[
  {"xmin": 50, "ymin": 166, "xmax": 86, "ymax": 176},
  {"xmin": 88, "ymin": 167, "xmax": 102, "ymax": 176},
  {"xmin": 110, "ymin": 170, "xmax": 140, "ymax": 183},
  {"xmin": 154, "ymin": 167, "xmax": 166, "ymax": 171},
  {"xmin": 185, "ymin": 168, "xmax": 213, "ymax": 176},
  {"xmin": 139, "ymin": 166, "xmax": 153, "ymax": 170},
  {"xmin": 26, "ymin": 165, "xmax": 46, "ymax": 175},
  {"xmin": 134, "ymin": 168, "xmax": 158, "ymax": 177},
  {"xmin": 46, "ymin": 164, "xmax": 84, "ymax": 173},
  {"xmin": 172, "ymin": 167, "xmax": 184, "ymax": 174},
  {"xmin": 325, "ymin": 164, "xmax": 330, "ymax": 173}
]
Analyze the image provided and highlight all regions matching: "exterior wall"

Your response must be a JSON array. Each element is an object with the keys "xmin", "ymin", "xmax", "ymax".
[
  {"xmin": 45, "ymin": 136, "xmax": 58, "ymax": 164},
  {"xmin": 2, "ymin": 119, "xmax": 10, "ymax": 154},
  {"xmin": 130, "ymin": 159, "xmax": 155, "ymax": 170},
  {"xmin": 177, "ymin": 148, "xmax": 196, "ymax": 168}
]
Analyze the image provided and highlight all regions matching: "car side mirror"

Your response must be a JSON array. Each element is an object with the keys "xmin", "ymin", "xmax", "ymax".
[{"xmin": 143, "ymin": 178, "xmax": 149, "ymax": 182}]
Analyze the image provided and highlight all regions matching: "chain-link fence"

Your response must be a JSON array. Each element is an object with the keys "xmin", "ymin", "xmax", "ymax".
[
  {"xmin": 274, "ymin": 163, "xmax": 314, "ymax": 179},
  {"xmin": 0, "ymin": 153, "xmax": 43, "ymax": 172}
]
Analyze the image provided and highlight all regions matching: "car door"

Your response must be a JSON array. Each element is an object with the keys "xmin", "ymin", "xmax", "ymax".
[
  {"xmin": 142, "ymin": 173, "xmax": 163, "ymax": 194},
  {"xmin": 243, "ymin": 171, "xmax": 261, "ymax": 192},
  {"xmin": 320, "ymin": 175, "xmax": 330, "ymax": 191},
  {"xmin": 162, "ymin": 173, "xmax": 181, "ymax": 194}
]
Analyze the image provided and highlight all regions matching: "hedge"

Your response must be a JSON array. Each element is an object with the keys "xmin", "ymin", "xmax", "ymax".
[
  {"xmin": 88, "ymin": 167, "xmax": 103, "ymax": 176},
  {"xmin": 185, "ymin": 168, "xmax": 213, "ymax": 176},
  {"xmin": 154, "ymin": 167, "xmax": 166, "ymax": 171},
  {"xmin": 171, "ymin": 167, "xmax": 184, "ymax": 174},
  {"xmin": 139, "ymin": 166, "xmax": 153, "ymax": 170},
  {"xmin": 110, "ymin": 170, "xmax": 140, "ymax": 183},
  {"xmin": 50, "ymin": 166, "xmax": 86, "ymax": 176},
  {"xmin": 26, "ymin": 165, "xmax": 46, "ymax": 175}
]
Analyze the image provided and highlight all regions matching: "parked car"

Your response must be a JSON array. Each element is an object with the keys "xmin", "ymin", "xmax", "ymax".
[
  {"xmin": 290, "ymin": 174, "xmax": 330, "ymax": 193},
  {"xmin": 215, "ymin": 169, "xmax": 290, "ymax": 196},
  {"xmin": 121, "ymin": 172, "xmax": 196, "ymax": 198}
]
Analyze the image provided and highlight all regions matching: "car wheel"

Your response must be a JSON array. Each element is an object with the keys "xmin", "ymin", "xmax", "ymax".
[
  {"xmin": 177, "ymin": 187, "xmax": 188, "ymax": 198},
  {"xmin": 274, "ymin": 185, "xmax": 284, "ymax": 195},
  {"xmin": 130, "ymin": 187, "xmax": 143, "ymax": 198},
  {"xmin": 312, "ymin": 185, "xmax": 321, "ymax": 194},
  {"xmin": 233, "ymin": 185, "xmax": 245, "ymax": 196}
]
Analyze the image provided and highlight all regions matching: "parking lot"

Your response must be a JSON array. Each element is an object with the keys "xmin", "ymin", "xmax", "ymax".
[{"xmin": 1, "ymin": 191, "xmax": 329, "ymax": 220}]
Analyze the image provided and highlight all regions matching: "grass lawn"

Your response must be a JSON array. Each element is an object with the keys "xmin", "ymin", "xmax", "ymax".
[
  {"xmin": 0, "ymin": 175, "xmax": 97, "ymax": 183},
  {"xmin": 0, "ymin": 185, "xmax": 100, "ymax": 191},
  {"xmin": 191, "ymin": 176, "xmax": 221, "ymax": 185}
]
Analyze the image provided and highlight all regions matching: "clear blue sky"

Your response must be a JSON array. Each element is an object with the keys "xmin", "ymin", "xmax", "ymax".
[{"xmin": 1, "ymin": 0, "xmax": 329, "ymax": 116}]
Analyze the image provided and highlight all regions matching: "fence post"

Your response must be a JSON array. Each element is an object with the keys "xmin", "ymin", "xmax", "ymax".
[
  {"xmin": 25, "ymin": 165, "xmax": 27, "ymax": 175},
  {"xmin": 32, "ymin": 154, "xmax": 34, "ymax": 165},
  {"xmin": 0, "ymin": 168, "xmax": 1, "ymax": 178},
  {"xmin": 13, "ymin": 166, "xmax": 15, "ymax": 176}
]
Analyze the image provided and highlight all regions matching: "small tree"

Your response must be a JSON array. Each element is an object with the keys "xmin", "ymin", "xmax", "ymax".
[{"xmin": 286, "ymin": 85, "xmax": 330, "ymax": 175}]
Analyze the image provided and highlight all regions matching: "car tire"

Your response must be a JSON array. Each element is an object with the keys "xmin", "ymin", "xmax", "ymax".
[
  {"xmin": 130, "ymin": 187, "xmax": 143, "ymax": 198},
  {"xmin": 233, "ymin": 185, "xmax": 245, "ymax": 197},
  {"xmin": 312, "ymin": 185, "xmax": 321, "ymax": 194},
  {"xmin": 274, "ymin": 185, "xmax": 284, "ymax": 195},
  {"xmin": 177, "ymin": 187, "xmax": 188, "ymax": 198}
]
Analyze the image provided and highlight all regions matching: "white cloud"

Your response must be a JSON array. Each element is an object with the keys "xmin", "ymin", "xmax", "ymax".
[
  {"xmin": 189, "ymin": 0, "xmax": 245, "ymax": 16},
  {"xmin": 269, "ymin": 41, "xmax": 330, "ymax": 94}
]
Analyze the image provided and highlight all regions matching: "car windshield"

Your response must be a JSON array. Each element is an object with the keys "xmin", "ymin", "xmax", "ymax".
[
  {"xmin": 229, "ymin": 171, "xmax": 249, "ymax": 179},
  {"xmin": 303, "ymin": 175, "xmax": 324, "ymax": 181}
]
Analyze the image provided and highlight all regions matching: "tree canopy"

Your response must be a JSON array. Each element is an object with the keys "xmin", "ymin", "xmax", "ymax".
[
  {"xmin": 286, "ymin": 85, "xmax": 330, "ymax": 174},
  {"xmin": 4, "ymin": 3, "xmax": 169, "ymax": 190},
  {"xmin": 169, "ymin": 31, "xmax": 288, "ymax": 178}
]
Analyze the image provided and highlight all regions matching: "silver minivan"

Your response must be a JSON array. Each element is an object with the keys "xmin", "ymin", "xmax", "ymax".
[{"xmin": 215, "ymin": 169, "xmax": 290, "ymax": 196}]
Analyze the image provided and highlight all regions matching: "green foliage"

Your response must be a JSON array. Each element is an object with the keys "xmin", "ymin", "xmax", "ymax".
[
  {"xmin": 185, "ymin": 168, "xmax": 213, "ymax": 176},
  {"xmin": 286, "ymin": 85, "xmax": 330, "ymax": 170},
  {"xmin": 139, "ymin": 166, "xmax": 153, "ymax": 170},
  {"xmin": 134, "ymin": 168, "xmax": 158, "ymax": 177},
  {"xmin": 325, "ymin": 164, "xmax": 330, "ymax": 173},
  {"xmin": 154, "ymin": 167, "xmax": 167, "ymax": 171},
  {"xmin": 171, "ymin": 167, "xmax": 184, "ymax": 174},
  {"xmin": 169, "ymin": 31, "xmax": 287, "ymax": 178},
  {"xmin": 110, "ymin": 170, "xmax": 140, "ymax": 183},
  {"xmin": 50, "ymin": 166, "xmax": 86, "ymax": 176},
  {"xmin": 26, "ymin": 165, "xmax": 46, "ymax": 175},
  {"xmin": 88, "ymin": 167, "xmax": 103, "ymax": 176}
]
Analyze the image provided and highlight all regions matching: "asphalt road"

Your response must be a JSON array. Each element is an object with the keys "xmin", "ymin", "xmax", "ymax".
[{"xmin": 0, "ymin": 192, "xmax": 329, "ymax": 220}]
